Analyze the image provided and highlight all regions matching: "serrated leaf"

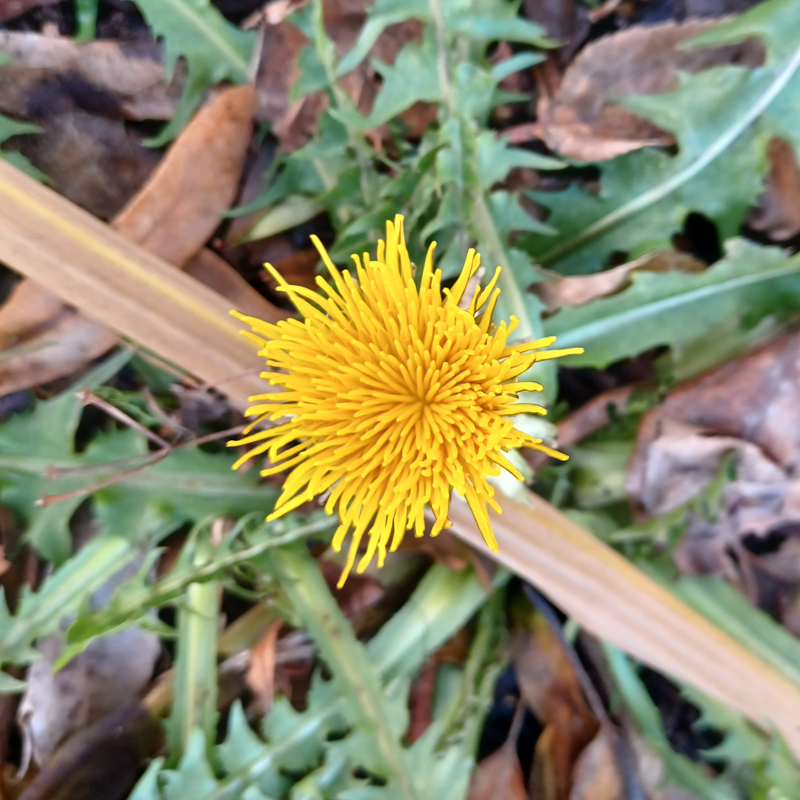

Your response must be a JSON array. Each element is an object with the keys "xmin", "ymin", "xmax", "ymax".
[
  {"xmin": 161, "ymin": 730, "xmax": 219, "ymax": 799},
  {"xmin": 525, "ymin": 0, "xmax": 800, "ymax": 274},
  {"xmin": 476, "ymin": 131, "xmax": 562, "ymax": 188},
  {"xmin": 0, "ymin": 390, "xmax": 278, "ymax": 562},
  {"xmin": 337, "ymin": 0, "xmax": 550, "ymax": 76},
  {"xmin": 132, "ymin": 0, "xmax": 255, "ymax": 144},
  {"xmin": 266, "ymin": 545, "xmax": 413, "ymax": 792},
  {"xmin": 130, "ymin": 563, "xmax": 504, "ymax": 800},
  {"xmin": 365, "ymin": 33, "xmax": 441, "ymax": 128},
  {"xmin": 543, "ymin": 238, "xmax": 800, "ymax": 368}
]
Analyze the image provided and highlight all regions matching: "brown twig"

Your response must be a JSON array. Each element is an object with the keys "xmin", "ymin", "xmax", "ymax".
[
  {"xmin": 79, "ymin": 388, "xmax": 171, "ymax": 450},
  {"xmin": 38, "ymin": 450, "xmax": 170, "ymax": 507},
  {"xmin": 38, "ymin": 424, "xmax": 248, "ymax": 507}
]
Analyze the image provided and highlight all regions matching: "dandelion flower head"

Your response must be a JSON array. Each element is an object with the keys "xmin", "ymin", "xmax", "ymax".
[{"xmin": 230, "ymin": 216, "xmax": 582, "ymax": 585}]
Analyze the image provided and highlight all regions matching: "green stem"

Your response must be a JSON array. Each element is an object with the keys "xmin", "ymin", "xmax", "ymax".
[
  {"xmin": 311, "ymin": 0, "xmax": 377, "ymax": 209},
  {"xmin": 168, "ymin": 531, "xmax": 220, "ymax": 765},
  {"xmin": 472, "ymin": 192, "xmax": 556, "ymax": 400},
  {"xmin": 267, "ymin": 544, "xmax": 419, "ymax": 800},
  {"xmin": 76, "ymin": 516, "xmax": 335, "ymax": 634}
]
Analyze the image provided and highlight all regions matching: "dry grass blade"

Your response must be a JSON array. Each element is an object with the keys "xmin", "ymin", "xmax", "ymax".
[
  {"xmin": 0, "ymin": 158, "xmax": 264, "ymax": 407},
  {"xmin": 0, "ymin": 85, "xmax": 279, "ymax": 396},
  {"xmin": 448, "ymin": 494, "xmax": 800, "ymax": 757},
  {"xmin": 1, "ymin": 157, "xmax": 799, "ymax": 758}
]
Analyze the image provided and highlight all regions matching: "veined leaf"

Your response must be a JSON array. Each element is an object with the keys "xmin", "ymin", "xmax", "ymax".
[
  {"xmin": 363, "ymin": 32, "xmax": 442, "ymax": 128},
  {"xmin": 543, "ymin": 238, "xmax": 800, "ymax": 368},
  {"xmin": 132, "ymin": 0, "xmax": 255, "ymax": 144},
  {"xmin": 525, "ymin": 0, "xmax": 800, "ymax": 274}
]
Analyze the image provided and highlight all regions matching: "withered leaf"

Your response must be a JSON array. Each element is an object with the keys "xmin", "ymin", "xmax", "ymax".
[
  {"xmin": 568, "ymin": 730, "xmax": 623, "ymax": 800},
  {"xmin": 534, "ymin": 251, "xmax": 705, "ymax": 314},
  {"xmin": 748, "ymin": 138, "xmax": 800, "ymax": 241},
  {"xmin": 467, "ymin": 709, "xmax": 528, "ymax": 800},
  {"xmin": 536, "ymin": 20, "xmax": 762, "ymax": 161},
  {"xmin": 513, "ymin": 612, "xmax": 598, "ymax": 800},
  {"xmin": 246, "ymin": 620, "xmax": 283, "ymax": 717},
  {"xmin": 0, "ymin": 32, "xmax": 180, "ymax": 122}
]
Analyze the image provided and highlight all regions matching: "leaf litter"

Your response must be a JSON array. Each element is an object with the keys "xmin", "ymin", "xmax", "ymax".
[{"xmin": 3, "ymin": 0, "xmax": 800, "ymax": 798}]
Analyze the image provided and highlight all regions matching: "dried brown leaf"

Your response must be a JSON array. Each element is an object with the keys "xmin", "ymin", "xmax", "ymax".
[
  {"xmin": 16, "ymin": 704, "xmax": 161, "ymax": 800},
  {"xmin": 513, "ymin": 613, "xmax": 597, "ymax": 799},
  {"xmin": 534, "ymin": 251, "xmax": 705, "ymax": 314},
  {"xmin": 627, "ymin": 331, "xmax": 800, "ymax": 514},
  {"xmin": 18, "ymin": 626, "xmax": 160, "ymax": 767},
  {"xmin": 407, "ymin": 658, "xmax": 437, "ymax": 743},
  {"xmin": 0, "ymin": 32, "xmax": 179, "ymax": 121},
  {"xmin": 185, "ymin": 249, "xmax": 279, "ymax": 320},
  {"xmin": 0, "ymin": 278, "xmax": 66, "ymax": 349},
  {"xmin": 246, "ymin": 619, "xmax": 283, "ymax": 717},
  {"xmin": 568, "ymin": 730, "xmax": 623, "ymax": 800},
  {"xmin": 15, "ymin": 112, "xmax": 160, "ymax": 220},
  {"xmin": 467, "ymin": 709, "xmax": 527, "ymax": 800},
  {"xmin": 0, "ymin": 0, "xmax": 56, "ymax": 23},
  {"xmin": 625, "ymin": 331, "xmax": 800, "ymax": 597},
  {"xmin": 748, "ymin": 138, "xmax": 800, "ymax": 241},
  {"xmin": 114, "ymin": 85, "xmax": 256, "ymax": 266},
  {"xmin": 536, "ymin": 20, "xmax": 762, "ymax": 161},
  {"xmin": 0, "ymin": 303, "xmax": 117, "ymax": 396},
  {"xmin": 522, "ymin": 0, "xmax": 591, "ymax": 65}
]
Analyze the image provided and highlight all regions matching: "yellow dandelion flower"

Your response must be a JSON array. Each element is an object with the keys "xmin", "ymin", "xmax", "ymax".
[{"xmin": 230, "ymin": 215, "xmax": 582, "ymax": 586}]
